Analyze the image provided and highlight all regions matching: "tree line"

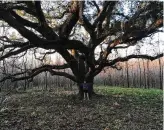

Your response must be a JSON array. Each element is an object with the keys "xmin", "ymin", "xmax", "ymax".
[
  {"xmin": 95, "ymin": 58, "xmax": 163, "ymax": 89},
  {"xmin": 0, "ymin": 57, "xmax": 163, "ymax": 91}
]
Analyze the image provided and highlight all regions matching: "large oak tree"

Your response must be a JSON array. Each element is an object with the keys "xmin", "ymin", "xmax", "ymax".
[{"xmin": 0, "ymin": 1, "xmax": 163, "ymax": 98}]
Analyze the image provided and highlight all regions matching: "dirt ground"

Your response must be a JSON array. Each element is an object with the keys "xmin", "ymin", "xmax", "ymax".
[{"xmin": 0, "ymin": 87, "xmax": 163, "ymax": 130}]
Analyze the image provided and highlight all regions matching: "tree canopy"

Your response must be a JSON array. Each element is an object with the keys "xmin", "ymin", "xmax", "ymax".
[{"xmin": 0, "ymin": 1, "xmax": 163, "ymax": 87}]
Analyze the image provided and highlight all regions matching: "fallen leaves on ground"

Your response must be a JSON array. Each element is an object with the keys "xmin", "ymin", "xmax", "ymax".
[{"xmin": 0, "ymin": 88, "xmax": 162, "ymax": 130}]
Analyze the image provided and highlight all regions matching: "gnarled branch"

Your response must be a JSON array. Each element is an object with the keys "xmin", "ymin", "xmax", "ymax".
[{"xmin": 106, "ymin": 53, "xmax": 164, "ymax": 67}]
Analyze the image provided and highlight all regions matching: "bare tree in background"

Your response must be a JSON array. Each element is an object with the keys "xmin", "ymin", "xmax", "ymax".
[
  {"xmin": 138, "ymin": 59, "xmax": 142, "ymax": 88},
  {"xmin": 158, "ymin": 58, "xmax": 163, "ymax": 89},
  {"xmin": 146, "ymin": 60, "xmax": 150, "ymax": 88},
  {"xmin": 157, "ymin": 33, "xmax": 163, "ymax": 89},
  {"xmin": 125, "ymin": 50, "xmax": 130, "ymax": 88}
]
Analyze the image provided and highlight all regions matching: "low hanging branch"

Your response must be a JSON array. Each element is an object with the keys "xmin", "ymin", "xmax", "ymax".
[
  {"xmin": 10, "ymin": 69, "xmax": 76, "ymax": 83},
  {"xmin": 48, "ymin": 69, "xmax": 77, "ymax": 82},
  {"xmin": 0, "ymin": 63, "xmax": 75, "ymax": 83}
]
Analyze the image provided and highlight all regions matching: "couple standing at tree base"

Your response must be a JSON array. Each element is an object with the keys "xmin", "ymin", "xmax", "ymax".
[{"xmin": 79, "ymin": 82, "xmax": 93, "ymax": 100}]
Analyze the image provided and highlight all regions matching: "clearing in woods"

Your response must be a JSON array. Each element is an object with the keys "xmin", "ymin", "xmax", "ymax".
[{"xmin": 0, "ymin": 86, "xmax": 163, "ymax": 130}]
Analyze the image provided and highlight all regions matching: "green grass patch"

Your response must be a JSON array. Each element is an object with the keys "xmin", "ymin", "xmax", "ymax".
[{"xmin": 95, "ymin": 86, "xmax": 163, "ymax": 97}]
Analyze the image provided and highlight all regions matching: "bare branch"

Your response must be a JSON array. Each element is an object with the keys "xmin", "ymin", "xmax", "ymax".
[
  {"xmin": 0, "ymin": 44, "xmax": 33, "ymax": 61},
  {"xmin": 32, "ymin": 64, "xmax": 70, "ymax": 72},
  {"xmin": 0, "ymin": 42, "xmax": 27, "ymax": 52},
  {"xmin": 10, "ymin": 10, "xmax": 39, "ymax": 28},
  {"xmin": 0, "ymin": 11, "xmax": 41, "ymax": 43},
  {"xmin": 0, "ymin": 64, "xmax": 76, "ymax": 83},
  {"xmin": 93, "ymin": 1, "xmax": 116, "ymax": 26},
  {"xmin": 59, "ymin": 1, "xmax": 79, "ymax": 39},
  {"xmin": 34, "ymin": 1, "xmax": 47, "ymax": 26},
  {"xmin": 78, "ymin": 1, "xmax": 94, "ymax": 36},
  {"xmin": 92, "ymin": 1, "xmax": 100, "ymax": 13},
  {"xmin": 49, "ymin": 69, "xmax": 76, "ymax": 82},
  {"xmin": 106, "ymin": 53, "xmax": 164, "ymax": 66},
  {"xmin": 112, "ymin": 13, "xmax": 129, "ymax": 20}
]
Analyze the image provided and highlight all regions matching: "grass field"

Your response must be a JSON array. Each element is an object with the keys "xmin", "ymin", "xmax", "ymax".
[{"xmin": 0, "ymin": 86, "xmax": 163, "ymax": 130}]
